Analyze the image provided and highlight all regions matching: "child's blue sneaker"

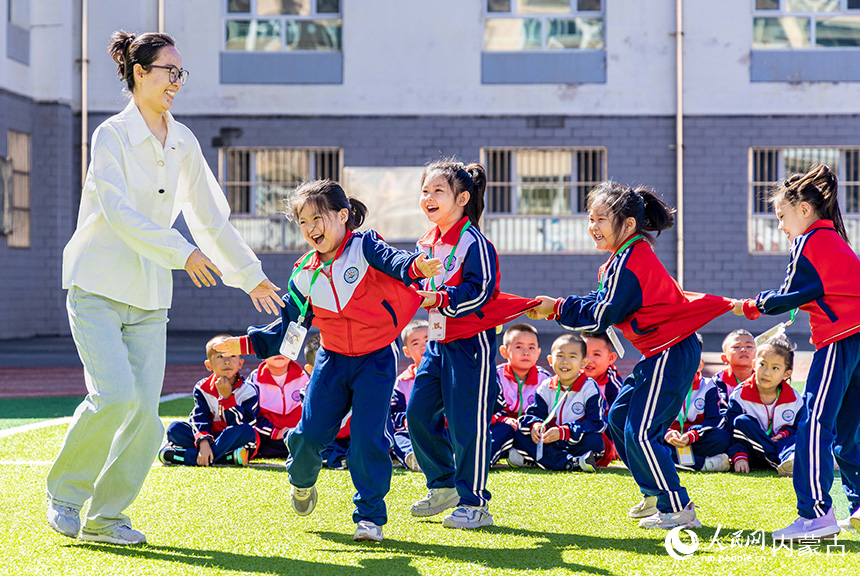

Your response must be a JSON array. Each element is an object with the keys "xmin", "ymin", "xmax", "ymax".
[
  {"xmin": 442, "ymin": 505, "xmax": 494, "ymax": 529},
  {"xmin": 772, "ymin": 508, "xmax": 839, "ymax": 541}
]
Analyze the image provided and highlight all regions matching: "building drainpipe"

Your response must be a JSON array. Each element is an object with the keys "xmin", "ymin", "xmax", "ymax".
[
  {"xmin": 158, "ymin": 0, "xmax": 165, "ymax": 32},
  {"xmin": 80, "ymin": 0, "xmax": 88, "ymax": 188},
  {"xmin": 675, "ymin": 0, "xmax": 685, "ymax": 287}
]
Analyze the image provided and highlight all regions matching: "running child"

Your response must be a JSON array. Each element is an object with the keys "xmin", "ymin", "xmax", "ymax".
[
  {"xmin": 490, "ymin": 323, "xmax": 552, "ymax": 467},
  {"xmin": 216, "ymin": 179, "xmax": 442, "ymax": 542},
  {"xmin": 511, "ymin": 333, "xmax": 606, "ymax": 471},
  {"xmin": 733, "ymin": 164, "xmax": 860, "ymax": 538},
  {"xmin": 724, "ymin": 336, "xmax": 804, "ymax": 477},
  {"xmin": 407, "ymin": 160, "xmax": 536, "ymax": 530},
  {"xmin": 529, "ymin": 181, "xmax": 732, "ymax": 529}
]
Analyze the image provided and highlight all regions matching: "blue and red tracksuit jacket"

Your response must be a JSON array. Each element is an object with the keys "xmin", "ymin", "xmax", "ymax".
[
  {"xmin": 245, "ymin": 360, "xmax": 309, "ymax": 441},
  {"xmin": 519, "ymin": 373, "xmax": 607, "ymax": 442},
  {"xmin": 417, "ymin": 216, "xmax": 538, "ymax": 342},
  {"xmin": 551, "ymin": 237, "xmax": 732, "ymax": 357},
  {"xmin": 391, "ymin": 364, "xmax": 417, "ymax": 431},
  {"xmin": 492, "ymin": 363, "xmax": 553, "ymax": 427},
  {"xmin": 592, "ymin": 364, "xmax": 623, "ymax": 411},
  {"xmin": 666, "ymin": 372, "xmax": 722, "ymax": 441},
  {"xmin": 742, "ymin": 219, "xmax": 860, "ymax": 349},
  {"xmin": 242, "ymin": 229, "xmax": 426, "ymax": 358},
  {"xmin": 189, "ymin": 373, "xmax": 259, "ymax": 446}
]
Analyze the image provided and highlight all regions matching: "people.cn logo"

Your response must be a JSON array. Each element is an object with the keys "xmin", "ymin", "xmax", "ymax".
[
  {"xmin": 664, "ymin": 526, "xmax": 699, "ymax": 560},
  {"xmin": 344, "ymin": 267, "xmax": 359, "ymax": 284}
]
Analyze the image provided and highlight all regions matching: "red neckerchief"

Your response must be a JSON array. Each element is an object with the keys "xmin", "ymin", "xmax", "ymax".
[
  {"xmin": 417, "ymin": 215, "xmax": 470, "ymax": 248},
  {"xmin": 502, "ymin": 363, "xmax": 539, "ymax": 386}
]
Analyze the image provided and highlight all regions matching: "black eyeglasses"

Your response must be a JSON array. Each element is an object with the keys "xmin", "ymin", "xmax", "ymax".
[{"xmin": 146, "ymin": 64, "xmax": 190, "ymax": 85}]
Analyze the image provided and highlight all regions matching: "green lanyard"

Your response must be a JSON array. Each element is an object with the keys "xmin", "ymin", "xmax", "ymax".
[
  {"xmin": 542, "ymin": 381, "xmax": 567, "ymax": 426},
  {"xmin": 512, "ymin": 371, "xmax": 526, "ymax": 418},
  {"xmin": 288, "ymin": 252, "xmax": 335, "ymax": 323},
  {"xmin": 429, "ymin": 221, "xmax": 471, "ymax": 291},
  {"xmin": 766, "ymin": 386, "xmax": 782, "ymax": 435},
  {"xmin": 677, "ymin": 386, "xmax": 694, "ymax": 431},
  {"xmin": 598, "ymin": 234, "xmax": 644, "ymax": 291}
]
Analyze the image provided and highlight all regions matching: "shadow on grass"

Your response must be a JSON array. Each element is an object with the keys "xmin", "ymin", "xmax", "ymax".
[
  {"xmin": 313, "ymin": 524, "xmax": 663, "ymax": 574},
  {"xmin": 73, "ymin": 542, "xmax": 423, "ymax": 576}
]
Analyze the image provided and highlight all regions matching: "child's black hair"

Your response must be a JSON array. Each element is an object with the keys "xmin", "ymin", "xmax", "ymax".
[
  {"xmin": 721, "ymin": 329, "xmax": 754, "ymax": 352},
  {"xmin": 769, "ymin": 164, "xmax": 847, "ymax": 243},
  {"xmin": 304, "ymin": 333, "xmax": 321, "ymax": 367},
  {"xmin": 205, "ymin": 334, "xmax": 234, "ymax": 361},
  {"xmin": 401, "ymin": 319, "xmax": 429, "ymax": 343},
  {"xmin": 756, "ymin": 335, "xmax": 794, "ymax": 373},
  {"xmin": 287, "ymin": 179, "xmax": 368, "ymax": 231},
  {"xmin": 421, "ymin": 159, "xmax": 487, "ymax": 231},
  {"xmin": 550, "ymin": 333, "xmax": 587, "ymax": 358},
  {"xmin": 503, "ymin": 323, "xmax": 539, "ymax": 347},
  {"xmin": 585, "ymin": 181, "xmax": 675, "ymax": 245}
]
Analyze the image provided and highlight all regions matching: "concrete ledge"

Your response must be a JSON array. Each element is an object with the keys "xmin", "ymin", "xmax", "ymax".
[
  {"xmin": 220, "ymin": 51, "xmax": 342, "ymax": 84},
  {"xmin": 751, "ymin": 49, "xmax": 860, "ymax": 82},
  {"xmin": 481, "ymin": 50, "xmax": 606, "ymax": 84}
]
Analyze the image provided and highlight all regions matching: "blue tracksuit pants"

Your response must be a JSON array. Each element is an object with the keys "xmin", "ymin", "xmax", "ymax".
[
  {"xmin": 512, "ymin": 429, "xmax": 605, "ymax": 470},
  {"xmin": 165, "ymin": 421, "xmax": 257, "ymax": 466},
  {"xmin": 407, "ymin": 329, "xmax": 497, "ymax": 508},
  {"xmin": 729, "ymin": 414, "xmax": 796, "ymax": 469},
  {"xmin": 489, "ymin": 421, "xmax": 516, "ymax": 466},
  {"xmin": 794, "ymin": 331, "xmax": 860, "ymax": 518},
  {"xmin": 286, "ymin": 344, "xmax": 397, "ymax": 525},
  {"xmin": 608, "ymin": 333, "xmax": 701, "ymax": 513},
  {"xmin": 669, "ymin": 427, "xmax": 731, "ymax": 471}
]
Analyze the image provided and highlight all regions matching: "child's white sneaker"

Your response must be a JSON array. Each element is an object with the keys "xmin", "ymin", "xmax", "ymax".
[
  {"xmin": 442, "ymin": 505, "xmax": 494, "ymax": 529},
  {"xmin": 80, "ymin": 523, "xmax": 146, "ymax": 545},
  {"xmin": 639, "ymin": 502, "xmax": 701, "ymax": 530},
  {"xmin": 290, "ymin": 485, "xmax": 318, "ymax": 516},
  {"xmin": 703, "ymin": 453, "xmax": 730, "ymax": 472},
  {"xmin": 628, "ymin": 495, "xmax": 658, "ymax": 518},
  {"xmin": 353, "ymin": 520, "xmax": 383, "ymax": 542},
  {"xmin": 507, "ymin": 449, "xmax": 526, "ymax": 468},
  {"xmin": 404, "ymin": 452, "xmax": 422, "ymax": 472},
  {"xmin": 777, "ymin": 454, "xmax": 794, "ymax": 477},
  {"xmin": 46, "ymin": 501, "xmax": 80, "ymax": 538},
  {"xmin": 410, "ymin": 487, "xmax": 460, "ymax": 517}
]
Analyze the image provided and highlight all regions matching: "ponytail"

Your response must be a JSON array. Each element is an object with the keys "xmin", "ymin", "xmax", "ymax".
[
  {"xmin": 770, "ymin": 164, "xmax": 847, "ymax": 242},
  {"xmin": 288, "ymin": 179, "xmax": 367, "ymax": 231},
  {"xmin": 421, "ymin": 158, "xmax": 486, "ymax": 230},
  {"xmin": 586, "ymin": 181, "xmax": 676, "ymax": 244}
]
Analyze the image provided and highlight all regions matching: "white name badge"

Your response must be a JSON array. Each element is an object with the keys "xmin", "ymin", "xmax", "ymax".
[
  {"xmin": 428, "ymin": 308, "xmax": 446, "ymax": 341},
  {"xmin": 606, "ymin": 326, "xmax": 626, "ymax": 359},
  {"xmin": 676, "ymin": 445, "xmax": 695, "ymax": 466},
  {"xmin": 279, "ymin": 321, "xmax": 308, "ymax": 360}
]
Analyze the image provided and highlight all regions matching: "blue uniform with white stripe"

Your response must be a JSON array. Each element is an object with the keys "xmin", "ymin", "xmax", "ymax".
[
  {"xmin": 742, "ymin": 220, "xmax": 860, "ymax": 519},
  {"xmin": 407, "ymin": 217, "xmax": 500, "ymax": 508},
  {"xmin": 553, "ymin": 238, "xmax": 730, "ymax": 513}
]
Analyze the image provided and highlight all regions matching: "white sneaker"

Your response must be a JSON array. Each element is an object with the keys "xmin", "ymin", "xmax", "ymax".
[
  {"xmin": 838, "ymin": 517, "xmax": 856, "ymax": 532},
  {"xmin": 410, "ymin": 487, "xmax": 460, "ymax": 517},
  {"xmin": 639, "ymin": 501, "xmax": 702, "ymax": 530},
  {"xmin": 442, "ymin": 505, "xmax": 494, "ymax": 529},
  {"xmin": 404, "ymin": 452, "xmax": 422, "ymax": 472},
  {"xmin": 353, "ymin": 520, "xmax": 383, "ymax": 542},
  {"xmin": 628, "ymin": 495, "xmax": 658, "ymax": 519},
  {"xmin": 46, "ymin": 501, "xmax": 80, "ymax": 538},
  {"xmin": 575, "ymin": 451, "xmax": 597, "ymax": 473},
  {"xmin": 291, "ymin": 485, "xmax": 318, "ymax": 516},
  {"xmin": 777, "ymin": 455, "xmax": 795, "ymax": 477},
  {"xmin": 703, "ymin": 453, "xmax": 731, "ymax": 472},
  {"xmin": 507, "ymin": 449, "xmax": 526, "ymax": 468},
  {"xmin": 80, "ymin": 523, "xmax": 146, "ymax": 545}
]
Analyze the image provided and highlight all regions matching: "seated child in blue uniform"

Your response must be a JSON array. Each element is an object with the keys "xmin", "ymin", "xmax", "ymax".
[
  {"xmin": 389, "ymin": 319, "xmax": 428, "ymax": 472},
  {"xmin": 246, "ymin": 353, "xmax": 309, "ymax": 459},
  {"xmin": 724, "ymin": 335, "xmax": 805, "ymax": 477},
  {"xmin": 705, "ymin": 329, "xmax": 756, "ymax": 412},
  {"xmin": 510, "ymin": 333, "xmax": 606, "ymax": 472},
  {"xmin": 490, "ymin": 323, "xmax": 552, "ymax": 467},
  {"xmin": 582, "ymin": 331, "xmax": 623, "ymax": 466},
  {"xmin": 160, "ymin": 334, "xmax": 258, "ymax": 467},
  {"xmin": 301, "ymin": 334, "xmax": 352, "ymax": 470},
  {"xmin": 663, "ymin": 334, "xmax": 731, "ymax": 472}
]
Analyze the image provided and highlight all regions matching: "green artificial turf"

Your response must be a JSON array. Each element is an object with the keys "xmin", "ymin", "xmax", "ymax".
[
  {"xmin": 0, "ymin": 397, "xmax": 84, "ymax": 431},
  {"xmin": 1, "ymin": 421, "xmax": 858, "ymax": 576}
]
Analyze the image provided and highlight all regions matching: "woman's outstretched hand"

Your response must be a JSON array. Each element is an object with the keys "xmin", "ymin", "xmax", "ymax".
[
  {"xmin": 250, "ymin": 278, "xmax": 284, "ymax": 315},
  {"xmin": 185, "ymin": 249, "xmax": 222, "ymax": 288}
]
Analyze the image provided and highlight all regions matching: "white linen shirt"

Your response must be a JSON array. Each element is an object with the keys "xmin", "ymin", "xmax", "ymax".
[{"xmin": 63, "ymin": 100, "xmax": 266, "ymax": 310}]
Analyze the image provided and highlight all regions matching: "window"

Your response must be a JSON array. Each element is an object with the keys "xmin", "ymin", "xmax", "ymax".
[
  {"xmin": 754, "ymin": 0, "xmax": 860, "ymax": 48},
  {"xmin": 484, "ymin": 0, "xmax": 604, "ymax": 51},
  {"xmin": 4, "ymin": 131, "xmax": 30, "ymax": 248},
  {"xmin": 219, "ymin": 147, "xmax": 341, "ymax": 252},
  {"xmin": 482, "ymin": 147, "xmax": 605, "ymax": 253},
  {"xmin": 749, "ymin": 147, "xmax": 860, "ymax": 253},
  {"xmin": 224, "ymin": 0, "xmax": 341, "ymax": 52}
]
